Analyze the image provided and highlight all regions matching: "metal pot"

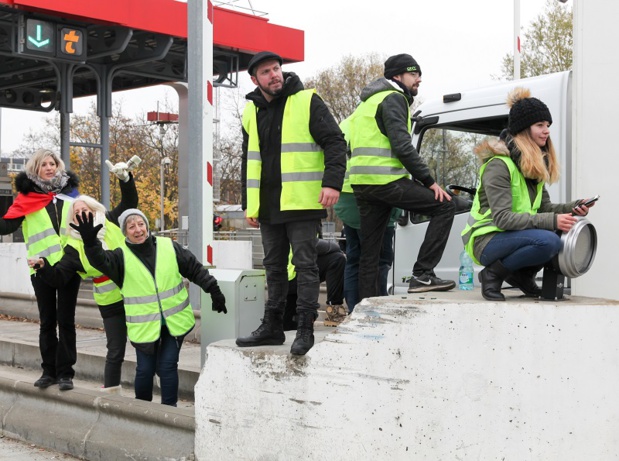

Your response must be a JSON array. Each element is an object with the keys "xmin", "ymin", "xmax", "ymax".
[{"xmin": 556, "ymin": 216, "xmax": 597, "ymax": 278}]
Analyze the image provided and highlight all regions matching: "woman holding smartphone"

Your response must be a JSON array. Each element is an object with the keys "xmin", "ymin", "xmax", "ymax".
[{"xmin": 462, "ymin": 88, "xmax": 596, "ymax": 301}]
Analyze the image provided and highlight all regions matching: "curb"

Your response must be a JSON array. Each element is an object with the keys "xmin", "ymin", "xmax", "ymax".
[
  {"xmin": 0, "ymin": 371, "xmax": 195, "ymax": 461},
  {"xmin": 0, "ymin": 337, "xmax": 200, "ymax": 401}
]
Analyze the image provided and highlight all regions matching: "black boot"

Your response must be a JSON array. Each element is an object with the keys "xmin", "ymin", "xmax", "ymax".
[
  {"xmin": 290, "ymin": 311, "xmax": 316, "ymax": 356},
  {"xmin": 479, "ymin": 260, "xmax": 511, "ymax": 301},
  {"xmin": 505, "ymin": 266, "xmax": 542, "ymax": 298},
  {"xmin": 236, "ymin": 309, "xmax": 285, "ymax": 347}
]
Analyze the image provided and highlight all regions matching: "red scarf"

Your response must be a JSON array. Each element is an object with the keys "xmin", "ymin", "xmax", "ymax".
[{"xmin": 2, "ymin": 192, "xmax": 55, "ymax": 219}]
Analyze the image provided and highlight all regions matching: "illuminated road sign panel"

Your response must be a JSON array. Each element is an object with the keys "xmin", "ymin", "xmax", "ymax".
[
  {"xmin": 25, "ymin": 19, "xmax": 54, "ymax": 55},
  {"xmin": 60, "ymin": 27, "xmax": 85, "ymax": 58}
]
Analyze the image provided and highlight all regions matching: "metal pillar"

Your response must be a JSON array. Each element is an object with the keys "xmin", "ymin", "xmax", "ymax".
[{"xmin": 188, "ymin": 0, "xmax": 214, "ymax": 321}]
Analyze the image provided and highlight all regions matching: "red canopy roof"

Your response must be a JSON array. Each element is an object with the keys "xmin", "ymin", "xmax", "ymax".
[{"xmin": 0, "ymin": 0, "xmax": 304, "ymax": 65}]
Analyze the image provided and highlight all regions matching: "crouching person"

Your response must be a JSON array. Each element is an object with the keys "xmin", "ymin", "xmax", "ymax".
[{"xmin": 71, "ymin": 208, "xmax": 227, "ymax": 406}]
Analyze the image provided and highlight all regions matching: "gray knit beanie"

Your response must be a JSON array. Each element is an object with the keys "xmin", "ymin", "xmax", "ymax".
[{"xmin": 118, "ymin": 208, "xmax": 149, "ymax": 236}]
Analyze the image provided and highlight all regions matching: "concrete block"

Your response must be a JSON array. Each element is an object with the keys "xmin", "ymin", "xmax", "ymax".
[{"xmin": 195, "ymin": 294, "xmax": 619, "ymax": 460}]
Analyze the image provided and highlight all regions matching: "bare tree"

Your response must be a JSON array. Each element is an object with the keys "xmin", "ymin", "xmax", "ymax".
[{"xmin": 304, "ymin": 53, "xmax": 385, "ymax": 124}]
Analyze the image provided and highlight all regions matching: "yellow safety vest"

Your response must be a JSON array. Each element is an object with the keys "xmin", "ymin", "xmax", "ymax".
[
  {"xmin": 121, "ymin": 237, "xmax": 195, "ymax": 343},
  {"xmin": 339, "ymin": 116, "xmax": 353, "ymax": 194},
  {"xmin": 22, "ymin": 199, "xmax": 69, "ymax": 275},
  {"xmin": 67, "ymin": 221, "xmax": 125, "ymax": 306},
  {"xmin": 461, "ymin": 156, "xmax": 544, "ymax": 264},
  {"xmin": 242, "ymin": 89, "xmax": 325, "ymax": 217},
  {"xmin": 349, "ymin": 90, "xmax": 411, "ymax": 185}
]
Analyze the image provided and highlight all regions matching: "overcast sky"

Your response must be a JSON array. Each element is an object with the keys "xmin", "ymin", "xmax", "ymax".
[{"xmin": 0, "ymin": 0, "xmax": 565, "ymax": 153}]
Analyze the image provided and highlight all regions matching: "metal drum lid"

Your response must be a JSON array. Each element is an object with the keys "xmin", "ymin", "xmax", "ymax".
[{"xmin": 556, "ymin": 217, "xmax": 597, "ymax": 278}]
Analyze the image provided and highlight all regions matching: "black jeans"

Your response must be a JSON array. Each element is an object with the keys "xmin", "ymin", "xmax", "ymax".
[
  {"xmin": 354, "ymin": 178, "xmax": 455, "ymax": 300},
  {"xmin": 31, "ymin": 273, "xmax": 81, "ymax": 379},
  {"xmin": 101, "ymin": 311, "xmax": 127, "ymax": 388},
  {"xmin": 260, "ymin": 220, "xmax": 321, "ymax": 315}
]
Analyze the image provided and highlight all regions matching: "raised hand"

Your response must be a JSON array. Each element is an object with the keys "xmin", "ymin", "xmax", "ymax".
[{"xmin": 70, "ymin": 211, "xmax": 103, "ymax": 243}]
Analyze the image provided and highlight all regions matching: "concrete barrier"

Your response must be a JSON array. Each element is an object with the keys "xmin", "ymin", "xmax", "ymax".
[
  {"xmin": 195, "ymin": 293, "xmax": 619, "ymax": 460},
  {"xmin": 0, "ymin": 243, "xmax": 33, "ymax": 295},
  {"xmin": 0, "ymin": 372, "xmax": 195, "ymax": 461}
]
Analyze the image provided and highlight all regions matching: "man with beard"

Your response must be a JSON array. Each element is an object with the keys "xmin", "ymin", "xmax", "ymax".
[
  {"xmin": 236, "ymin": 51, "xmax": 346, "ymax": 355},
  {"xmin": 348, "ymin": 53, "xmax": 456, "ymax": 299}
]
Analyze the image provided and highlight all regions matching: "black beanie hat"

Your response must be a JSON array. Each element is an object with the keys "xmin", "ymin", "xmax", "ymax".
[
  {"xmin": 384, "ymin": 53, "xmax": 422, "ymax": 79},
  {"xmin": 507, "ymin": 87, "xmax": 552, "ymax": 135},
  {"xmin": 247, "ymin": 51, "xmax": 283, "ymax": 76}
]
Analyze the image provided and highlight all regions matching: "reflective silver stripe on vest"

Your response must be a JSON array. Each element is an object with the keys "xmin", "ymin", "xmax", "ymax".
[
  {"xmin": 349, "ymin": 165, "xmax": 409, "ymax": 176},
  {"xmin": 94, "ymin": 282, "xmax": 119, "ymax": 294},
  {"xmin": 33, "ymin": 244, "xmax": 62, "ymax": 259},
  {"xmin": 162, "ymin": 297, "xmax": 190, "ymax": 319},
  {"xmin": 352, "ymin": 147, "xmax": 393, "ymax": 158},
  {"xmin": 26, "ymin": 227, "xmax": 57, "ymax": 245},
  {"xmin": 247, "ymin": 150, "xmax": 261, "ymax": 161},
  {"xmin": 281, "ymin": 142, "xmax": 320, "ymax": 153},
  {"xmin": 126, "ymin": 312, "xmax": 161, "ymax": 324},
  {"xmin": 246, "ymin": 179, "xmax": 260, "ymax": 188},
  {"xmin": 281, "ymin": 172, "xmax": 323, "ymax": 182},
  {"xmin": 123, "ymin": 281, "xmax": 185, "ymax": 305}
]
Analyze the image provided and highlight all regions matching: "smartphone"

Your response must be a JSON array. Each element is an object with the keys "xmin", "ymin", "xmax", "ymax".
[{"xmin": 581, "ymin": 195, "xmax": 600, "ymax": 207}]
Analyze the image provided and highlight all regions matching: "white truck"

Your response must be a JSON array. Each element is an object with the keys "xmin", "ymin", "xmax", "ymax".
[{"xmin": 390, "ymin": 71, "xmax": 573, "ymax": 293}]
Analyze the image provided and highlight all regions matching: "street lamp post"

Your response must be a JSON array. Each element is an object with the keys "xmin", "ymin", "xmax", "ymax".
[{"xmin": 147, "ymin": 109, "xmax": 178, "ymax": 233}]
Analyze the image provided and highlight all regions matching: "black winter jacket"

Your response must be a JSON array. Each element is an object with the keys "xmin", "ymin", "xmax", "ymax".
[
  {"xmin": 241, "ymin": 72, "xmax": 347, "ymax": 224},
  {"xmin": 82, "ymin": 234, "xmax": 218, "ymax": 295},
  {"xmin": 358, "ymin": 77, "xmax": 435, "ymax": 188}
]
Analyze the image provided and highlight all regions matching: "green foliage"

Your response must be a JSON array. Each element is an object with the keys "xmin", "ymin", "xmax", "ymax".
[
  {"xmin": 32, "ymin": 101, "xmax": 180, "ymax": 229},
  {"xmin": 499, "ymin": 0, "xmax": 573, "ymax": 79}
]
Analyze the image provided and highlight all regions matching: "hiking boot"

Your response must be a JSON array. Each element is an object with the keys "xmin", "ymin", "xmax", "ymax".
[
  {"xmin": 324, "ymin": 304, "xmax": 347, "ymax": 327},
  {"xmin": 236, "ymin": 310, "xmax": 285, "ymax": 347},
  {"xmin": 34, "ymin": 375, "xmax": 56, "ymax": 389},
  {"xmin": 505, "ymin": 267, "xmax": 542, "ymax": 298},
  {"xmin": 407, "ymin": 274, "xmax": 456, "ymax": 293},
  {"xmin": 290, "ymin": 312, "xmax": 316, "ymax": 356}
]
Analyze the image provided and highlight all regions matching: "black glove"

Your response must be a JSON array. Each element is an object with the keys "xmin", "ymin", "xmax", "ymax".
[
  {"xmin": 208, "ymin": 284, "xmax": 227, "ymax": 314},
  {"xmin": 69, "ymin": 211, "xmax": 103, "ymax": 244}
]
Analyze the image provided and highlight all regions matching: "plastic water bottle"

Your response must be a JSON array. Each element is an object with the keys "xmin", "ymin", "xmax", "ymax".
[{"xmin": 459, "ymin": 249, "xmax": 474, "ymax": 290}]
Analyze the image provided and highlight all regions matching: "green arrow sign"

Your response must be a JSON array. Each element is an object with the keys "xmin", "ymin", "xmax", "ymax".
[
  {"xmin": 25, "ymin": 19, "xmax": 54, "ymax": 54},
  {"xmin": 28, "ymin": 24, "xmax": 50, "ymax": 48}
]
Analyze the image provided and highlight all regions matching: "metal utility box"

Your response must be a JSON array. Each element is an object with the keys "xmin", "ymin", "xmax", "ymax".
[{"xmin": 200, "ymin": 268, "xmax": 265, "ymax": 356}]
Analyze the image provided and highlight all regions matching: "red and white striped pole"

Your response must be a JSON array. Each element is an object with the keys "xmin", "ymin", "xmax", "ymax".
[{"xmin": 187, "ymin": 0, "xmax": 214, "ymax": 316}]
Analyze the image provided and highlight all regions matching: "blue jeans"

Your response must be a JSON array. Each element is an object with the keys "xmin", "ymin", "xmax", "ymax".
[
  {"xmin": 480, "ymin": 229, "xmax": 563, "ymax": 271},
  {"xmin": 260, "ymin": 220, "xmax": 321, "ymax": 315},
  {"xmin": 343, "ymin": 224, "xmax": 395, "ymax": 312},
  {"xmin": 134, "ymin": 325, "xmax": 184, "ymax": 406}
]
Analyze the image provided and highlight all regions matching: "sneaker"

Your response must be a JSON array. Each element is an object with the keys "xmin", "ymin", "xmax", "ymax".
[
  {"xmin": 407, "ymin": 274, "xmax": 456, "ymax": 293},
  {"xmin": 58, "ymin": 377, "xmax": 74, "ymax": 391},
  {"xmin": 34, "ymin": 375, "xmax": 57, "ymax": 389}
]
